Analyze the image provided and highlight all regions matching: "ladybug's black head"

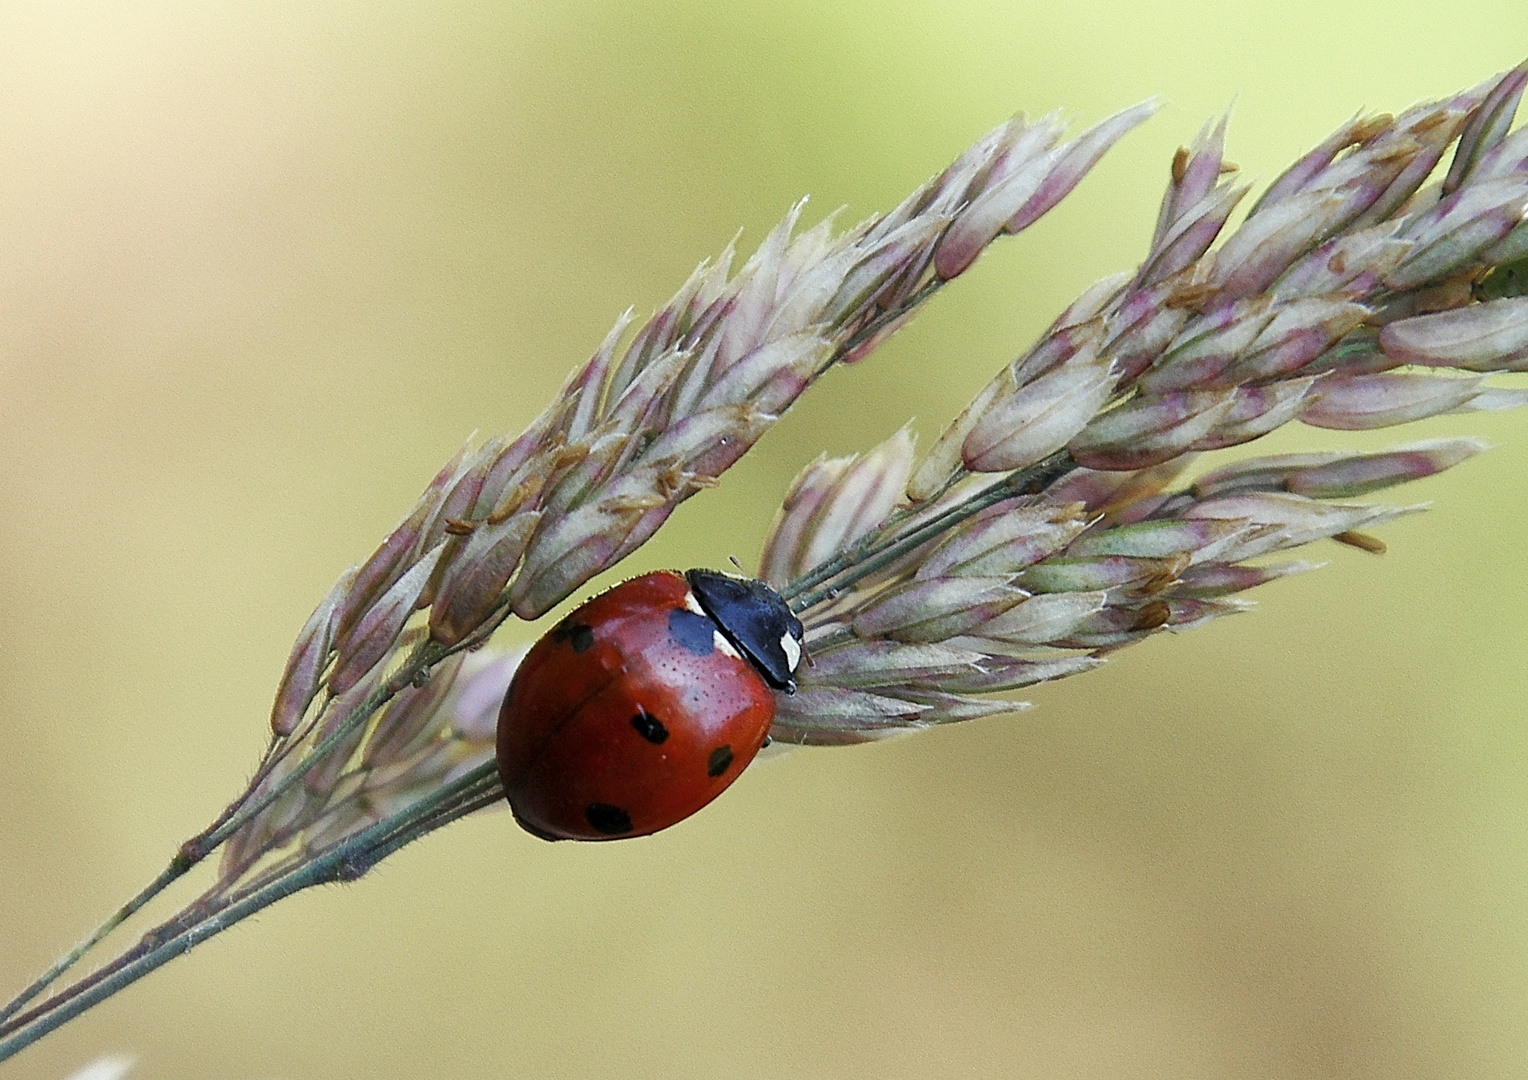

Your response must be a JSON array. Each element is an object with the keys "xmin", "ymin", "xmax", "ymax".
[{"xmin": 686, "ymin": 569, "xmax": 805, "ymax": 692}]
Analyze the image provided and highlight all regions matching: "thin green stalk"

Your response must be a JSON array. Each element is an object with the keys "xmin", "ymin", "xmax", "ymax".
[
  {"xmin": 0, "ymin": 735, "xmax": 279, "ymax": 1030},
  {"xmin": 0, "ymin": 868, "xmax": 325, "ymax": 1063},
  {"xmin": 0, "ymin": 864, "xmax": 187, "ymax": 1029},
  {"xmin": 0, "ymin": 902, "xmax": 217, "ymax": 1043},
  {"xmin": 344, "ymin": 781, "xmax": 506, "ymax": 873},
  {"xmin": 780, "ymin": 375, "xmax": 1140, "ymax": 610},
  {"xmin": 786, "ymin": 451, "xmax": 1078, "ymax": 612},
  {"xmin": 0, "ymin": 763, "xmax": 503, "ymax": 1065},
  {"xmin": 195, "ymin": 641, "xmax": 442, "ymax": 853},
  {"xmin": 0, "ymin": 657, "xmax": 425, "ymax": 1023},
  {"xmin": 779, "ymin": 494, "xmax": 950, "ymax": 605},
  {"xmin": 0, "ymin": 765, "xmax": 501, "ymax": 1047},
  {"xmin": 781, "ymin": 466, "xmax": 970, "ymax": 608},
  {"xmin": 0, "ymin": 602, "xmax": 511, "ymax": 1034},
  {"xmin": 833, "ymin": 277, "xmax": 945, "ymax": 365}
]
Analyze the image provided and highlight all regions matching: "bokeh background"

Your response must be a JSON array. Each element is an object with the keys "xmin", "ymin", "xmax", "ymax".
[{"xmin": 2, "ymin": 3, "xmax": 1528, "ymax": 1078}]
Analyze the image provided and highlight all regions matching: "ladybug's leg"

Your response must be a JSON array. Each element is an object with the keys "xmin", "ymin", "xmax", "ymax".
[{"xmin": 510, "ymin": 805, "xmax": 569, "ymax": 842}]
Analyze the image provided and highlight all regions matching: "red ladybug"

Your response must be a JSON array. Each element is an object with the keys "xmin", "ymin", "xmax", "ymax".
[{"xmin": 497, "ymin": 569, "xmax": 805, "ymax": 841}]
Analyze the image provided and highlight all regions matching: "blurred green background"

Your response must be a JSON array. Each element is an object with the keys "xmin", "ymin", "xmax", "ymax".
[{"xmin": 2, "ymin": 3, "xmax": 1528, "ymax": 1078}]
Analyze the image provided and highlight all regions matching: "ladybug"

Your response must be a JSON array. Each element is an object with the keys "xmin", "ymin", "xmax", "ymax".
[{"xmin": 497, "ymin": 569, "xmax": 805, "ymax": 841}]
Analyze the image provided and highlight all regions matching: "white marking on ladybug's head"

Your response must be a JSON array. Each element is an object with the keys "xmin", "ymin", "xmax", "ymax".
[
  {"xmin": 779, "ymin": 631, "xmax": 802, "ymax": 673},
  {"xmin": 683, "ymin": 590, "xmax": 706, "ymax": 616},
  {"xmin": 712, "ymin": 630, "xmax": 742, "ymax": 660}
]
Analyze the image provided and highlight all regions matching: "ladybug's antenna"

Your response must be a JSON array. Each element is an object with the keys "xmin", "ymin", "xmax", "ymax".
[{"xmin": 728, "ymin": 554, "xmax": 746, "ymax": 574}]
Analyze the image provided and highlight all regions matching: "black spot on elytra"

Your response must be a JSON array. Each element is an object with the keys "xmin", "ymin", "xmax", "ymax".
[
  {"xmin": 585, "ymin": 803, "xmax": 632, "ymax": 835},
  {"xmin": 668, "ymin": 608, "xmax": 716, "ymax": 656},
  {"xmin": 707, "ymin": 745, "xmax": 734, "ymax": 777},
  {"xmin": 551, "ymin": 620, "xmax": 595, "ymax": 653},
  {"xmin": 631, "ymin": 708, "xmax": 669, "ymax": 744}
]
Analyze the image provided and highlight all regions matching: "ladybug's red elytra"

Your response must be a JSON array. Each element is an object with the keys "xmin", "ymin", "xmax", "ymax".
[{"xmin": 497, "ymin": 569, "xmax": 805, "ymax": 841}]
